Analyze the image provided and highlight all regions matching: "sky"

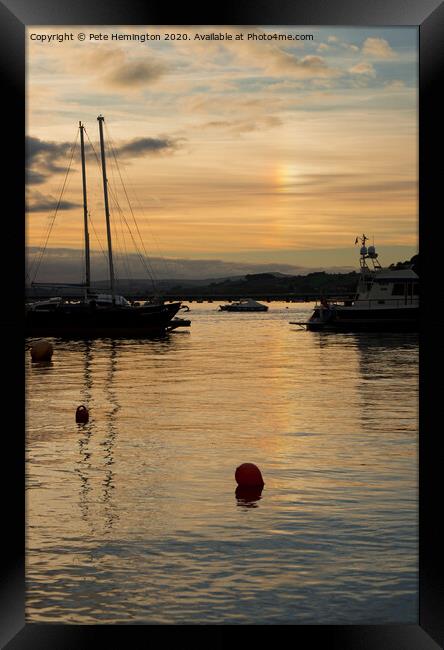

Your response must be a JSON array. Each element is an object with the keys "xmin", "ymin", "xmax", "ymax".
[{"xmin": 26, "ymin": 26, "xmax": 418, "ymax": 282}]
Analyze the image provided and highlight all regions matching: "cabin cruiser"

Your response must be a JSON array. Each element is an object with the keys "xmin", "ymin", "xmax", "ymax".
[
  {"xmin": 291, "ymin": 236, "xmax": 419, "ymax": 332},
  {"xmin": 219, "ymin": 298, "xmax": 269, "ymax": 312}
]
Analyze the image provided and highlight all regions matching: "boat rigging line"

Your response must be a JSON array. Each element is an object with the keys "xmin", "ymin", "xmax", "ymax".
[
  {"xmin": 106, "ymin": 152, "xmax": 133, "ymax": 281},
  {"xmin": 84, "ymin": 126, "xmax": 157, "ymax": 294},
  {"xmin": 87, "ymin": 210, "xmax": 110, "ymax": 269},
  {"xmin": 29, "ymin": 128, "xmax": 79, "ymax": 284},
  {"xmin": 104, "ymin": 122, "xmax": 174, "ymax": 282},
  {"xmin": 105, "ymin": 124, "xmax": 159, "ymax": 284}
]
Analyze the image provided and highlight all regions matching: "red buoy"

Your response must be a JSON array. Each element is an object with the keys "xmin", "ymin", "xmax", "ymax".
[
  {"xmin": 75, "ymin": 405, "xmax": 89, "ymax": 423},
  {"xmin": 235, "ymin": 463, "xmax": 264, "ymax": 488}
]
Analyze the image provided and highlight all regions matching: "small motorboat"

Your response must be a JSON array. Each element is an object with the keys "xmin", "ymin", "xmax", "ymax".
[{"xmin": 219, "ymin": 299, "xmax": 268, "ymax": 312}]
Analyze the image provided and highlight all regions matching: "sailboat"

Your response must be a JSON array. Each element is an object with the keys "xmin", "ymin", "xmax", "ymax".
[{"xmin": 26, "ymin": 116, "xmax": 189, "ymax": 338}]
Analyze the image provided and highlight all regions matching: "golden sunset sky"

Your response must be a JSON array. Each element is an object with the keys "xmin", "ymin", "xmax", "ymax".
[{"xmin": 26, "ymin": 26, "xmax": 418, "ymax": 281}]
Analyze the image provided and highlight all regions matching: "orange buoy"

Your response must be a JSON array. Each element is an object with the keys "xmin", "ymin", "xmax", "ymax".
[
  {"xmin": 30, "ymin": 340, "xmax": 53, "ymax": 362},
  {"xmin": 75, "ymin": 405, "xmax": 89, "ymax": 423},
  {"xmin": 235, "ymin": 463, "xmax": 264, "ymax": 488}
]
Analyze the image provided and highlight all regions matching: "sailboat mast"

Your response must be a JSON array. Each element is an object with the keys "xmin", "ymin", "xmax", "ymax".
[
  {"xmin": 97, "ymin": 114, "xmax": 116, "ymax": 302},
  {"xmin": 79, "ymin": 122, "xmax": 91, "ymax": 291}
]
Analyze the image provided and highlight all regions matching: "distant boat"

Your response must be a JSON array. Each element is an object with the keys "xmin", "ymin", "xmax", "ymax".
[
  {"xmin": 219, "ymin": 298, "xmax": 268, "ymax": 312},
  {"xmin": 290, "ymin": 235, "xmax": 419, "ymax": 332},
  {"xmin": 26, "ymin": 116, "xmax": 189, "ymax": 338}
]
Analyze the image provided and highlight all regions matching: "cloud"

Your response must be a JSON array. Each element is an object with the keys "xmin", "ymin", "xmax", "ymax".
[
  {"xmin": 26, "ymin": 135, "xmax": 74, "ymax": 184},
  {"xmin": 26, "ymin": 189, "xmax": 80, "ymax": 213},
  {"xmin": 362, "ymin": 37, "xmax": 396, "ymax": 59},
  {"xmin": 26, "ymin": 133, "xmax": 182, "ymax": 185},
  {"xmin": 349, "ymin": 62, "xmax": 377, "ymax": 77},
  {"xmin": 270, "ymin": 172, "xmax": 416, "ymax": 200},
  {"xmin": 105, "ymin": 60, "xmax": 168, "ymax": 88},
  {"xmin": 114, "ymin": 136, "xmax": 181, "ymax": 157},
  {"xmin": 384, "ymin": 79, "xmax": 406, "ymax": 89},
  {"xmin": 341, "ymin": 42, "xmax": 360, "ymax": 52},
  {"xmin": 199, "ymin": 115, "xmax": 282, "ymax": 134},
  {"xmin": 215, "ymin": 31, "xmax": 341, "ymax": 80},
  {"xmin": 27, "ymin": 170, "xmax": 49, "ymax": 185},
  {"xmin": 270, "ymin": 53, "xmax": 341, "ymax": 78},
  {"xmin": 72, "ymin": 47, "xmax": 170, "ymax": 91}
]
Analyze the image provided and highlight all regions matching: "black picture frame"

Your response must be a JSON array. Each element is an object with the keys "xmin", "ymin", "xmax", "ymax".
[{"xmin": 1, "ymin": 1, "xmax": 442, "ymax": 647}]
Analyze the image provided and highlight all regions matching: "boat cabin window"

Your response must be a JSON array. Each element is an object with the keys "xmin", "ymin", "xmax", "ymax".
[{"xmin": 392, "ymin": 283, "xmax": 405, "ymax": 296}]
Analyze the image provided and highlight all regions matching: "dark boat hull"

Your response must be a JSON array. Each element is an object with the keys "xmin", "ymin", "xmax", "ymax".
[
  {"xmin": 306, "ymin": 306, "xmax": 419, "ymax": 332},
  {"xmin": 25, "ymin": 302, "xmax": 182, "ymax": 338}
]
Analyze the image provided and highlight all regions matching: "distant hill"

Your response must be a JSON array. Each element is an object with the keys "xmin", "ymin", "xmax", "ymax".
[
  {"xmin": 183, "ymin": 270, "xmax": 359, "ymax": 297},
  {"xmin": 26, "ymin": 254, "xmax": 419, "ymax": 299}
]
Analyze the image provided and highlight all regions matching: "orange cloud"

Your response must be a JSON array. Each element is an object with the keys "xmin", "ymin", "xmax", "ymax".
[{"xmin": 349, "ymin": 62, "xmax": 377, "ymax": 77}]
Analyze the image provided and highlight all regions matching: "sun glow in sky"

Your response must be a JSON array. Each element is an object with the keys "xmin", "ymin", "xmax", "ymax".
[{"xmin": 26, "ymin": 26, "xmax": 418, "ymax": 279}]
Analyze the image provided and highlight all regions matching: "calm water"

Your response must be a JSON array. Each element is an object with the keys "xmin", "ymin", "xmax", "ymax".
[{"xmin": 26, "ymin": 302, "xmax": 418, "ymax": 624}]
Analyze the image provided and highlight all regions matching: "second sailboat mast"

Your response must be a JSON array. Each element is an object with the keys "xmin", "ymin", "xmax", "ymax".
[{"xmin": 97, "ymin": 114, "xmax": 116, "ymax": 302}]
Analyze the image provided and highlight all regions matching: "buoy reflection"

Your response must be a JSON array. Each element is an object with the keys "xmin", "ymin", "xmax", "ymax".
[
  {"xmin": 235, "ymin": 485, "xmax": 264, "ymax": 508},
  {"xmin": 30, "ymin": 340, "xmax": 53, "ymax": 362}
]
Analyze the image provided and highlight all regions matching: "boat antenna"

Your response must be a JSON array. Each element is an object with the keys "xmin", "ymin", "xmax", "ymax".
[
  {"xmin": 79, "ymin": 121, "xmax": 91, "ymax": 292},
  {"xmin": 97, "ymin": 115, "xmax": 116, "ymax": 303}
]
